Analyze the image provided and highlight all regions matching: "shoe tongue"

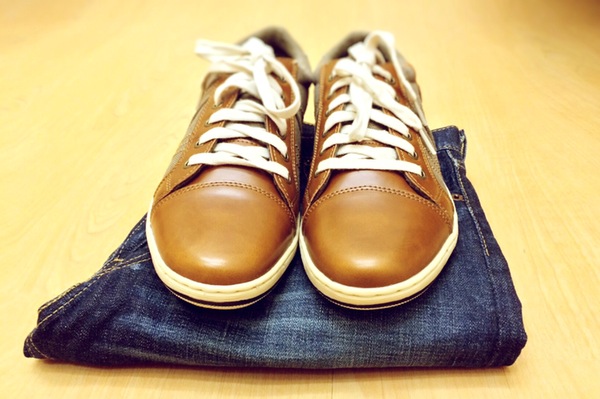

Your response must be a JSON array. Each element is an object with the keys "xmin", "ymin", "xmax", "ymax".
[
  {"xmin": 348, "ymin": 41, "xmax": 378, "ymax": 66},
  {"xmin": 240, "ymin": 37, "xmax": 275, "ymax": 61}
]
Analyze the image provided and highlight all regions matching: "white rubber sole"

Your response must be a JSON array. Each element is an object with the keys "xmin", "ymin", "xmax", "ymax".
[
  {"xmin": 146, "ymin": 206, "xmax": 298, "ymax": 310},
  {"xmin": 299, "ymin": 210, "xmax": 459, "ymax": 310}
]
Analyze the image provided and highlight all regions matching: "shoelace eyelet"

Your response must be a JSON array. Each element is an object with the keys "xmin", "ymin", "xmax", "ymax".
[{"xmin": 410, "ymin": 151, "xmax": 418, "ymax": 160}]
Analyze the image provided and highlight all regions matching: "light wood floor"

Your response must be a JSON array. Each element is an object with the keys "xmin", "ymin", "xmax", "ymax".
[{"xmin": 2, "ymin": 0, "xmax": 599, "ymax": 397}]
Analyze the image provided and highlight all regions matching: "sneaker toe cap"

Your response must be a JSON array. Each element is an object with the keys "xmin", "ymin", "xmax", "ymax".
[
  {"xmin": 302, "ymin": 188, "xmax": 453, "ymax": 288},
  {"xmin": 150, "ymin": 183, "xmax": 296, "ymax": 286}
]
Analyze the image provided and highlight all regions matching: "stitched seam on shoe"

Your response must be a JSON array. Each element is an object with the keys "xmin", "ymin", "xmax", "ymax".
[
  {"xmin": 153, "ymin": 181, "xmax": 295, "ymax": 225},
  {"xmin": 35, "ymin": 257, "xmax": 151, "ymax": 328},
  {"xmin": 304, "ymin": 185, "xmax": 452, "ymax": 228}
]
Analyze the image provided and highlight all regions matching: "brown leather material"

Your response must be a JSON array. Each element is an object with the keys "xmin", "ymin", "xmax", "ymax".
[
  {"xmin": 150, "ymin": 181, "xmax": 296, "ymax": 285},
  {"xmin": 302, "ymin": 186, "xmax": 451, "ymax": 287},
  {"xmin": 149, "ymin": 55, "xmax": 306, "ymax": 291},
  {"xmin": 302, "ymin": 45, "xmax": 456, "ymax": 293},
  {"xmin": 152, "ymin": 74, "xmax": 234, "ymax": 204}
]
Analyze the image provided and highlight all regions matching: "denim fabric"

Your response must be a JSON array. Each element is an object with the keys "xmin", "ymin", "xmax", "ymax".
[{"xmin": 24, "ymin": 126, "xmax": 527, "ymax": 368}]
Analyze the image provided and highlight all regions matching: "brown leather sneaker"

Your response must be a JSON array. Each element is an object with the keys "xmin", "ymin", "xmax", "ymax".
[
  {"xmin": 300, "ymin": 31, "xmax": 458, "ymax": 309},
  {"xmin": 146, "ymin": 28, "xmax": 311, "ymax": 309}
]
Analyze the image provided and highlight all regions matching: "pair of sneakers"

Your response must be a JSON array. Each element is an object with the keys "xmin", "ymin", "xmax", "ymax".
[{"xmin": 146, "ymin": 27, "xmax": 459, "ymax": 310}]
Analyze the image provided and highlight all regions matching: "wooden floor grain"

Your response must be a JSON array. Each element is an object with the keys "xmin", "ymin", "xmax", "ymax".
[{"xmin": 2, "ymin": 0, "xmax": 599, "ymax": 397}]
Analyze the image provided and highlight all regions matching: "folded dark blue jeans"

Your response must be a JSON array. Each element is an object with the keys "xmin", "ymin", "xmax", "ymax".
[{"xmin": 24, "ymin": 125, "xmax": 527, "ymax": 368}]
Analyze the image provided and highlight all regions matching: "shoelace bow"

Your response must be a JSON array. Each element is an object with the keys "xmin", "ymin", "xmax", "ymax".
[
  {"xmin": 187, "ymin": 38, "xmax": 301, "ymax": 180},
  {"xmin": 316, "ymin": 31, "xmax": 436, "ymax": 177}
]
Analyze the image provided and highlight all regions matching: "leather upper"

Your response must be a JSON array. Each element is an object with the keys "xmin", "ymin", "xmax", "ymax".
[
  {"xmin": 150, "ymin": 58, "xmax": 307, "ymax": 286},
  {"xmin": 302, "ymin": 57, "xmax": 455, "ymax": 289}
]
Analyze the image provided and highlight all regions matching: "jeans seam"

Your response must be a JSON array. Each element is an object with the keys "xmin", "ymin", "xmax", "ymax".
[
  {"xmin": 454, "ymin": 160, "xmax": 489, "ymax": 257},
  {"xmin": 37, "ymin": 252, "xmax": 150, "ymax": 313},
  {"xmin": 35, "ymin": 256, "xmax": 151, "ymax": 328},
  {"xmin": 24, "ymin": 334, "xmax": 51, "ymax": 359},
  {"xmin": 37, "ymin": 283, "xmax": 80, "ymax": 314},
  {"xmin": 436, "ymin": 144, "xmax": 461, "ymax": 154},
  {"xmin": 453, "ymin": 157, "xmax": 505, "ymax": 365},
  {"xmin": 106, "ymin": 217, "xmax": 147, "ymax": 265}
]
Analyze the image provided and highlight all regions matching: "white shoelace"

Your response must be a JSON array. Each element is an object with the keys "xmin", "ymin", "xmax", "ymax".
[
  {"xmin": 316, "ymin": 31, "xmax": 436, "ymax": 177},
  {"xmin": 187, "ymin": 38, "xmax": 301, "ymax": 180}
]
